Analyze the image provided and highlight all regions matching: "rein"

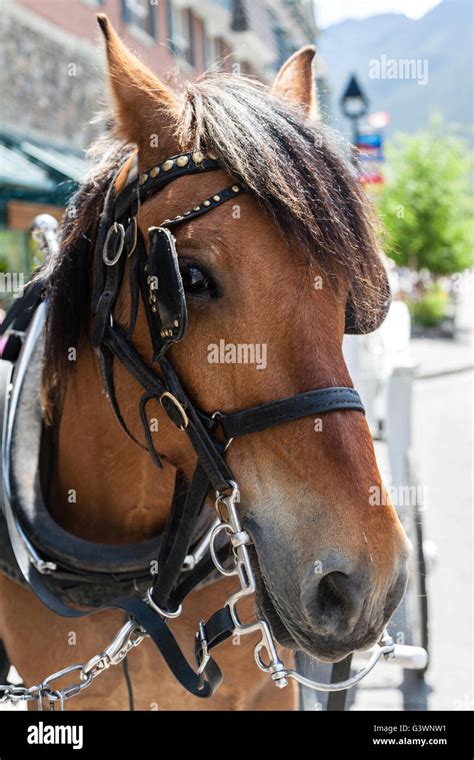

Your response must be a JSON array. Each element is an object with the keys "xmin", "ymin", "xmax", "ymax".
[{"xmin": 0, "ymin": 149, "xmax": 398, "ymax": 708}]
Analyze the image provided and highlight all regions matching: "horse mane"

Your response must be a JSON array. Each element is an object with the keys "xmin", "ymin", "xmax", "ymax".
[
  {"xmin": 38, "ymin": 73, "xmax": 385, "ymax": 421},
  {"xmin": 36, "ymin": 136, "xmax": 133, "ymax": 421}
]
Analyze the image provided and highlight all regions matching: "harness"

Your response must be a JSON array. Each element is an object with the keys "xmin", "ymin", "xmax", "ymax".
[{"xmin": 0, "ymin": 149, "xmax": 397, "ymax": 708}]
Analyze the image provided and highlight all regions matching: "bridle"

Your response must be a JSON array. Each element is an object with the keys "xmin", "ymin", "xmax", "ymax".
[{"xmin": 0, "ymin": 148, "xmax": 398, "ymax": 708}]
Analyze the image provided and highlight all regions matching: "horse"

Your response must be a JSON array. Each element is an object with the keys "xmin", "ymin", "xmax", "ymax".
[{"xmin": 0, "ymin": 15, "xmax": 409, "ymax": 711}]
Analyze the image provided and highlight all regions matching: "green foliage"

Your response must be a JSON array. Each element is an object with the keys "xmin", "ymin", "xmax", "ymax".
[
  {"xmin": 378, "ymin": 123, "xmax": 474, "ymax": 276},
  {"xmin": 408, "ymin": 283, "xmax": 449, "ymax": 327}
]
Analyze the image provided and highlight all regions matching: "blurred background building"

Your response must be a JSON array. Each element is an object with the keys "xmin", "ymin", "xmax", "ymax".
[
  {"xmin": 0, "ymin": 0, "xmax": 323, "ymax": 271},
  {"xmin": 0, "ymin": 0, "xmax": 472, "ymax": 713}
]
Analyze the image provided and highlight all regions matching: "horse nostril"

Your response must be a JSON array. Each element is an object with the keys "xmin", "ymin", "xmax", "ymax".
[
  {"xmin": 302, "ymin": 561, "xmax": 366, "ymax": 635},
  {"xmin": 319, "ymin": 572, "xmax": 356, "ymax": 616}
]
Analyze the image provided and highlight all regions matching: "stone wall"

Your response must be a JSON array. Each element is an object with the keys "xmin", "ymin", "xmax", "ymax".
[{"xmin": 0, "ymin": 9, "xmax": 104, "ymax": 149}]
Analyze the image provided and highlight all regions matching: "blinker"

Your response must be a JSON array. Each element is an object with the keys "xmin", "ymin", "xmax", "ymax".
[{"xmin": 146, "ymin": 226, "xmax": 188, "ymax": 361}]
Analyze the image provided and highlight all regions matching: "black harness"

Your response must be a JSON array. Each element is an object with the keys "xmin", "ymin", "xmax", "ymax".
[{"xmin": 0, "ymin": 149, "xmax": 370, "ymax": 699}]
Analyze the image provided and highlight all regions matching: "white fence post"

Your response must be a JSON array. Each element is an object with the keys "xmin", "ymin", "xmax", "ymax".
[{"xmin": 386, "ymin": 364, "xmax": 416, "ymax": 518}]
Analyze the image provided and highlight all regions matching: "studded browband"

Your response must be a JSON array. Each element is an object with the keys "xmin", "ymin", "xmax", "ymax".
[{"xmin": 113, "ymin": 149, "xmax": 244, "ymax": 226}]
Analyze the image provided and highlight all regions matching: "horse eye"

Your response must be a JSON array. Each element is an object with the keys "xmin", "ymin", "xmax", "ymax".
[{"xmin": 179, "ymin": 260, "xmax": 215, "ymax": 295}]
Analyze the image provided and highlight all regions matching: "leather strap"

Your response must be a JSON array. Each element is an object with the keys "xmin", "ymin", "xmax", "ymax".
[
  {"xmin": 327, "ymin": 654, "xmax": 353, "ymax": 711},
  {"xmin": 0, "ymin": 281, "xmax": 43, "ymax": 339},
  {"xmin": 218, "ymin": 387, "xmax": 365, "ymax": 440},
  {"xmin": 163, "ymin": 183, "xmax": 243, "ymax": 229},
  {"xmin": 150, "ymin": 465, "xmax": 210, "ymax": 611},
  {"xmin": 169, "ymin": 546, "xmax": 230, "ymax": 610},
  {"xmin": 113, "ymin": 152, "xmax": 222, "ymax": 221}
]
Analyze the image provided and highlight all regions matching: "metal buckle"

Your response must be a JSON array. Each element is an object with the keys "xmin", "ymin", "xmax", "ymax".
[
  {"xmin": 146, "ymin": 587, "xmax": 183, "ymax": 619},
  {"xmin": 103, "ymin": 222, "xmax": 125, "ymax": 266},
  {"xmin": 211, "ymin": 410, "xmax": 233, "ymax": 452},
  {"xmin": 159, "ymin": 391, "xmax": 189, "ymax": 431},
  {"xmin": 196, "ymin": 621, "xmax": 210, "ymax": 674}
]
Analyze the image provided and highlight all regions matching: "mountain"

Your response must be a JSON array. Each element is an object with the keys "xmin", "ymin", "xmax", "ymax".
[{"xmin": 317, "ymin": 0, "xmax": 473, "ymax": 141}]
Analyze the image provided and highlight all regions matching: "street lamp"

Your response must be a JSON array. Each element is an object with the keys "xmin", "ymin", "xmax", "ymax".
[{"xmin": 340, "ymin": 74, "xmax": 369, "ymax": 146}]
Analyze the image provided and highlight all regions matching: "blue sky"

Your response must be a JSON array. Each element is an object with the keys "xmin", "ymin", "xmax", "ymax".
[{"xmin": 314, "ymin": 0, "xmax": 443, "ymax": 29}]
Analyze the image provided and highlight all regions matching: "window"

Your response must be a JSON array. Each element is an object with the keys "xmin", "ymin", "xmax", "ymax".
[
  {"xmin": 122, "ymin": 0, "xmax": 157, "ymax": 40},
  {"xmin": 215, "ymin": 37, "xmax": 228, "ymax": 68},
  {"xmin": 203, "ymin": 23, "xmax": 213, "ymax": 70},
  {"xmin": 183, "ymin": 10, "xmax": 195, "ymax": 67},
  {"xmin": 167, "ymin": 2, "xmax": 195, "ymax": 68},
  {"xmin": 203, "ymin": 27, "xmax": 226, "ymax": 71}
]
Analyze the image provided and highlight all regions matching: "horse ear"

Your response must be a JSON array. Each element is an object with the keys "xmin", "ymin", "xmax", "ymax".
[
  {"xmin": 272, "ymin": 46, "xmax": 317, "ymax": 116},
  {"xmin": 97, "ymin": 14, "xmax": 180, "ymax": 164}
]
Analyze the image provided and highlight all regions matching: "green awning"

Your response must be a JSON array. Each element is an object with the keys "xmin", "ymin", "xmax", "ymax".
[
  {"xmin": 0, "ymin": 144, "xmax": 54, "ymax": 192},
  {"xmin": 20, "ymin": 141, "xmax": 87, "ymax": 182}
]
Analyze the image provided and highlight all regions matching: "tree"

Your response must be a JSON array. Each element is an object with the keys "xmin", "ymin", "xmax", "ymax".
[{"xmin": 378, "ymin": 122, "xmax": 473, "ymax": 278}]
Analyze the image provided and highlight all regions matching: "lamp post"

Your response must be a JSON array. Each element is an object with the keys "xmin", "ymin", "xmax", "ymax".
[{"xmin": 340, "ymin": 74, "xmax": 369, "ymax": 148}]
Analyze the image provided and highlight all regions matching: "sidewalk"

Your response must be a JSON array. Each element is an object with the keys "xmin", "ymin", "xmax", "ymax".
[{"xmin": 411, "ymin": 333, "xmax": 473, "ymax": 379}]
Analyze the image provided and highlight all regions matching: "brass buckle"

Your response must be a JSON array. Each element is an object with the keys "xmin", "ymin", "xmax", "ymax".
[{"xmin": 160, "ymin": 391, "xmax": 189, "ymax": 431}]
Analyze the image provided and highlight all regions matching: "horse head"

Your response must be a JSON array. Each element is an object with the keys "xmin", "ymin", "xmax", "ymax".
[{"xmin": 43, "ymin": 16, "xmax": 409, "ymax": 664}]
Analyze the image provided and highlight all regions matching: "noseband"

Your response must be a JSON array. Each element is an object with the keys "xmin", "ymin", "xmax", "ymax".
[{"xmin": 0, "ymin": 149, "xmax": 398, "ymax": 707}]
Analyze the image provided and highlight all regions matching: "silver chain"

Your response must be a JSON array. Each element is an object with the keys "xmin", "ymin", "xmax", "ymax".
[
  {"xmin": 0, "ymin": 618, "xmax": 147, "ymax": 710},
  {"xmin": 0, "ymin": 515, "xmax": 222, "ymax": 710}
]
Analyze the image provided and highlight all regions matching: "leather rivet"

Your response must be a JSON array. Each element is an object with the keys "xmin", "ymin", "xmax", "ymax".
[
  {"xmin": 162, "ymin": 160, "xmax": 174, "ymax": 172},
  {"xmin": 152, "ymin": 305, "xmax": 157, "ymax": 313},
  {"xmin": 175, "ymin": 215, "xmax": 183, "ymax": 220},
  {"xmin": 192, "ymin": 151, "xmax": 204, "ymax": 164},
  {"xmin": 232, "ymin": 185, "xmax": 240, "ymax": 192},
  {"xmin": 174, "ymin": 320, "xmax": 179, "ymax": 327},
  {"xmin": 139, "ymin": 173, "xmax": 148, "ymax": 185},
  {"xmin": 184, "ymin": 210, "xmax": 191, "ymax": 215},
  {"xmin": 213, "ymin": 195, "xmax": 221, "ymax": 202},
  {"xmin": 176, "ymin": 155, "xmax": 189, "ymax": 167},
  {"xmin": 161, "ymin": 330, "xmax": 166, "ymax": 337},
  {"xmin": 207, "ymin": 151, "xmax": 218, "ymax": 161},
  {"xmin": 203, "ymin": 200, "xmax": 211, "ymax": 207},
  {"xmin": 193, "ymin": 206, "xmax": 200, "ymax": 212},
  {"xmin": 150, "ymin": 166, "xmax": 160, "ymax": 178}
]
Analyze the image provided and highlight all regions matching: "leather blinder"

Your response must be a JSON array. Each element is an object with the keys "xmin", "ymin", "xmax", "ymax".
[{"xmin": 146, "ymin": 226, "xmax": 188, "ymax": 361}]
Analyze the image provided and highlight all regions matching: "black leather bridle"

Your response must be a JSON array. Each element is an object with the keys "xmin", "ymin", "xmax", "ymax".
[
  {"xmin": 0, "ymin": 148, "xmax": 373, "ymax": 701},
  {"xmin": 85, "ymin": 148, "xmax": 366, "ymax": 692}
]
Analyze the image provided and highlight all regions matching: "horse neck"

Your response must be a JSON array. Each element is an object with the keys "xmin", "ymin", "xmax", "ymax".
[{"xmin": 48, "ymin": 341, "xmax": 175, "ymax": 544}]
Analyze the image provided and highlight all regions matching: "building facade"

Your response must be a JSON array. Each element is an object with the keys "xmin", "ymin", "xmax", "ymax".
[
  {"xmin": 0, "ymin": 0, "xmax": 321, "ymax": 271},
  {"xmin": 1, "ymin": 0, "xmax": 320, "ymax": 149}
]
